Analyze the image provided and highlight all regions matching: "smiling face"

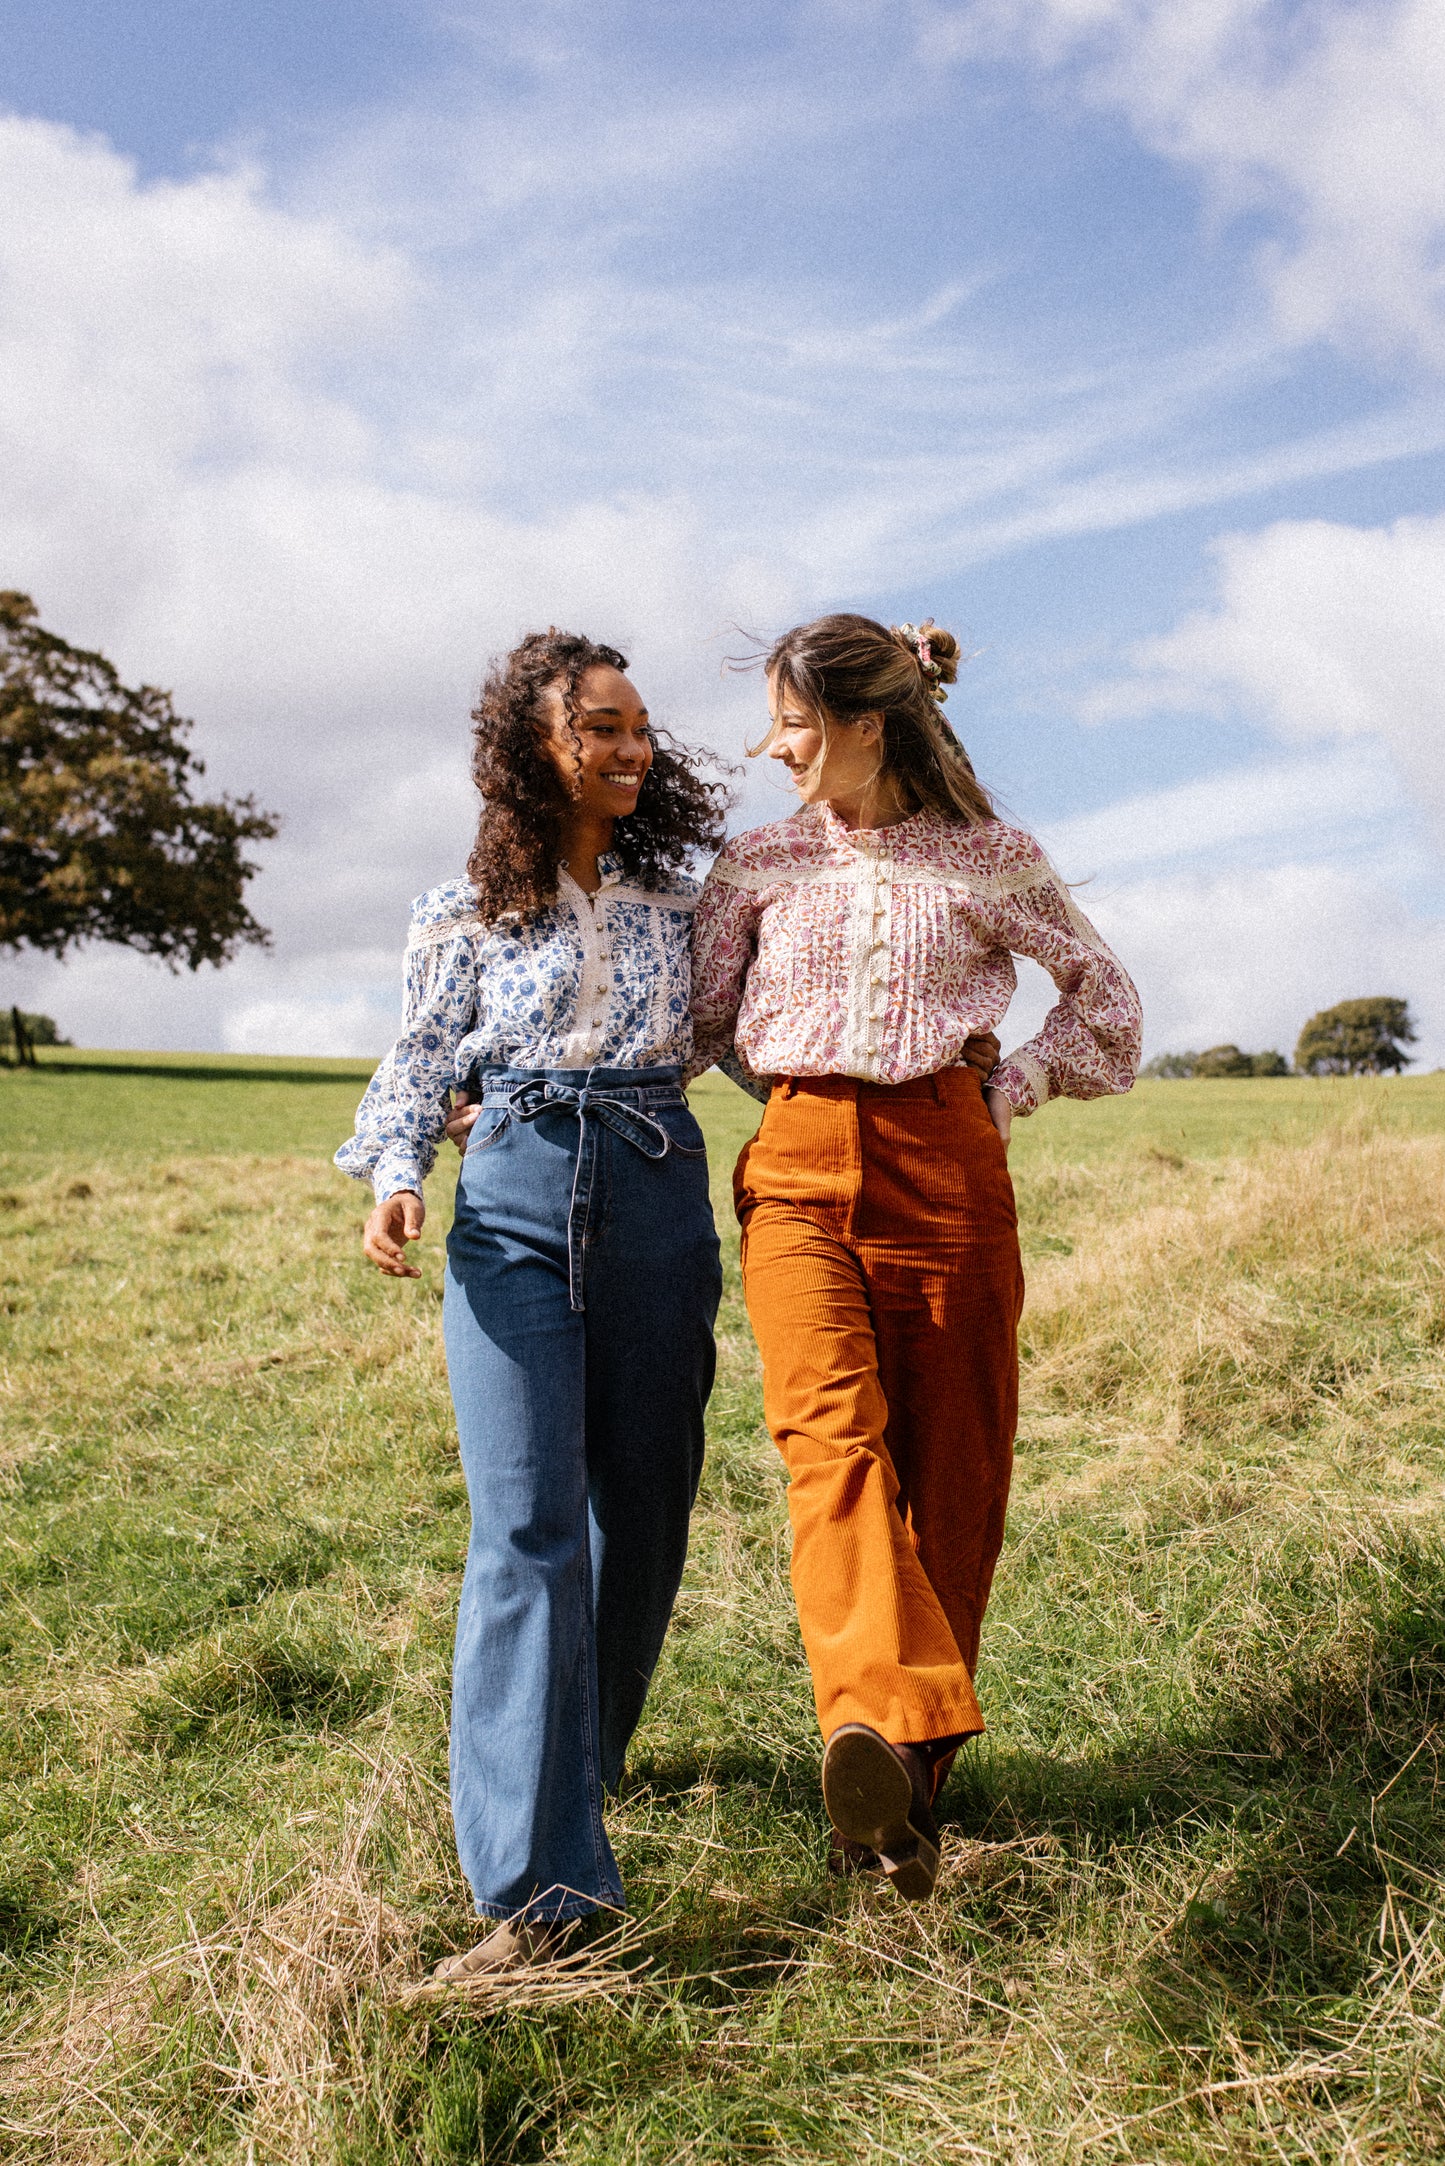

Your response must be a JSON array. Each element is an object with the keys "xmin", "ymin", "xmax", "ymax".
[
  {"xmin": 765, "ymin": 669, "xmax": 887, "ymax": 814},
  {"xmin": 539, "ymin": 662, "xmax": 654, "ymax": 820}
]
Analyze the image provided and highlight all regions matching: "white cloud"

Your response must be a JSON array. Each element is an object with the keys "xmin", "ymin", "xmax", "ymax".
[
  {"xmin": 1056, "ymin": 505, "xmax": 1445, "ymax": 1063},
  {"xmin": 0, "ymin": 120, "xmax": 795, "ymax": 974},
  {"xmin": 0, "ymin": 941, "xmax": 403, "ymax": 1058},
  {"xmin": 0, "ymin": 118, "xmax": 412, "ymax": 589},
  {"xmin": 1085, "ymin": 861, "xmax": 1445, "ymax": 1066},
  {"xmin": 919, "ymin": 0, "xmax": 1445, "ymax": 368},
  {"xmin": 1001, "ymin": 857, "xmax": 1445, "ymax": 1069},
  {"xmin": 221, "ymin": 997, "xmax": 395, "ymax": 1059},
  {"xmin": 1038, "ymin": 744, "xmax": 1403, "ymax": 876},
  {"xmin": 1090, "ymin": 511, "xmax": 1445, "ymax": 831}
]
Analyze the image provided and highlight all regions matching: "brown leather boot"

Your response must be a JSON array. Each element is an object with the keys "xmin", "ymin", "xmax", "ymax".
[
  {"xmin": 919, "ymin": 1735, "xmax": 966, "ymax": 1803},
  {"xmin": 821, "ymin": 1725, "xmax": 941, "ymax": 1901},
  {"xmin": 826, "ymin": 1826, "xmax": 883, "ymax": 1878},
  {"xmin": 430, "ymin": 1915, "xmax": 567, "ymax": 1981}
]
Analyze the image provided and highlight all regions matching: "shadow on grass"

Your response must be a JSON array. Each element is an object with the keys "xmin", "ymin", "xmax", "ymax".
[
  {"xmin": 940, "ymin": 1531, "xmax": 1445, "ymax": 2041},
  {"xmin": 612, "ymin": 1533, "xmax": 1445, "ymax": 2056},
  {"xmin": 0, "ymin": 1507, "xmax": 353, "ymax": 1661},
  {"xmin": 28, "ymin": 1059, "xmax": 372, "ymax": 1087},
  {"xmin": 0, "ymin": 1865, "xmax": 63, "ymax": 1957},
  {"xmin": 621, "ymin": 1743, "xmax": 817, "ymax": 1812},
  {"xmin": 354, "ymin": 1542, "xmax": 1444, "ymax": 2163}
]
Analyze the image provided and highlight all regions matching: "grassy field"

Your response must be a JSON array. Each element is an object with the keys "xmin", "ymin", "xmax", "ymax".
[{"xmin": 1, "ymin": 1057, "xmax": 1442, "ymax": 2163}]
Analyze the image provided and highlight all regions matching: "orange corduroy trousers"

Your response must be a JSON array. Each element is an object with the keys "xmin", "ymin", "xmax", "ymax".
[{"xmin": 735, "ymin": 1069, "xmax": 1025, "ymax": 1748}]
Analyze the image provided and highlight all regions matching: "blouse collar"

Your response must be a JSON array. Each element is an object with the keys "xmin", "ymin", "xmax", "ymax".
[
  {"xmin": 558, "ymin": 850, "xmax": 624, "ymax": 890},
  {"xmin": 816, "ymin": 800, "xmax": 936, "ymax": 852}
]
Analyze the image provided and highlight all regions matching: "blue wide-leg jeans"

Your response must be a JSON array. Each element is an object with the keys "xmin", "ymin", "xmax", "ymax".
[{"xmin": 443, "ymin": 1066, "xmax": 722, "ymax": 1923}]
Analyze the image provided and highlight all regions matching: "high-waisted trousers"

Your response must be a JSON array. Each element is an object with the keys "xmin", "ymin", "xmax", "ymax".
[
  {"xmin": 444, "ymin": 1067, "xmax": 722, "ymax": 1922},
  {"xmin": 735, "ymin": 1068, "xmax": 1025, "ymax": 1748}
]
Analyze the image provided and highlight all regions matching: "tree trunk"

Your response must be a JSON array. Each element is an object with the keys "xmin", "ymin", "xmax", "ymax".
[{"xmin": 10, "ymin": 1006, "xmax": 34, "ymax": 1067}]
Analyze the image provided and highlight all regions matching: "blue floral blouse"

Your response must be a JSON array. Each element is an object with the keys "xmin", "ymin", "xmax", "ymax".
[{"xmin": 335, "ymin": 858, "xmax": 699, "ymax": 1201}]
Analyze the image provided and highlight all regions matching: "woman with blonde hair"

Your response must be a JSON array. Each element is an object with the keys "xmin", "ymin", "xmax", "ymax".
[{"xmin": 691, "ymin": 612, "xmax": 1141, "ymax": 1895}]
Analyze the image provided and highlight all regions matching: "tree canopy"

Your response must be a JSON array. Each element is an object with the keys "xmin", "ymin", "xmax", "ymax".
[
  {"xmin": 1295, "ymin": 998, "xmax": 1417, "ymax": 1076},
  {"xmin": 0, "ymin": 591, "xmax": 278, "ymax": 968}
]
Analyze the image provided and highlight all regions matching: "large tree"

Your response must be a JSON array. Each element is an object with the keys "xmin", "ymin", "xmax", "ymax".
[
  {"xmin": 0, "ymin": 592, "xmax": 278, "ymax": 1019},
  {"xmin": 1295, "ymin": 997, "xmax": 1417, "ymax": 1077}
]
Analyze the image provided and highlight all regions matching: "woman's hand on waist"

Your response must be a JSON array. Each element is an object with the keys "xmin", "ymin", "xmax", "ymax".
[
  {"xmin": 960, "ymin": 1031, "xmax": 1000, "ymax": 1079},
  {"xmin": 364, "ymin": 1190, "xmax": 425, "ymax": 1276},
  {"xmin": 984, "ymin": 1085, "xmax": 1012, "ymax": 1151},
  {"xmin": 444, "ymin": 1089, "xmax": 480, "ymax": 1153}
]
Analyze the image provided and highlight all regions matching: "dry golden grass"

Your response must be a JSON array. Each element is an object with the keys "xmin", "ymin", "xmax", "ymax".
[
  {"xmin": 1, "ymin": 1076, "xmax": 1442, "ymax": 2160},
  {"xmin": 1019, "ymin": 1118, "xmax": 1445, "ymax": 1508},
  {"xmin": 8, "ymin": 1763, "xmax": 429, "ymax": 2161}
]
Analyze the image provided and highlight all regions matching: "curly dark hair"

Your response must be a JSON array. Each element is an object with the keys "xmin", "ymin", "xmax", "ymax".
[{"xmin": 466, "ymin": 629, "xmax": 730, "ymax": 923}]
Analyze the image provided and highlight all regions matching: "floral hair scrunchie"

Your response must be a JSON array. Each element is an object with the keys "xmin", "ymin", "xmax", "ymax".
[{"xmin": 892, "ymin": 621, "xmax": 947, "ymax": 703}]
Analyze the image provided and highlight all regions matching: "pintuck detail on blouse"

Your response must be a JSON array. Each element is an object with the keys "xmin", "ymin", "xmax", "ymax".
[
  {"xmin": 687, "ymin": 804, "xmax": 1141, "ymax": 1112},
  {"xmin": 336, "ymin": 858, "xmax": 698, "ymax": 1201}
]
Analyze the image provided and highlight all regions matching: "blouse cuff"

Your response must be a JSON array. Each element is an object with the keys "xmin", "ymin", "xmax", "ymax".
[
  {"xmin": 371, "ymin": 1145, "xmax": 428, "ymax": 1204},
  {"xmin": 990, "ymin": 1049, "xmax": 1051, "ymax": 1116},
  {"xmin": 333, "ymin": 1135, "xmax": 374, "ymax": 1185}
]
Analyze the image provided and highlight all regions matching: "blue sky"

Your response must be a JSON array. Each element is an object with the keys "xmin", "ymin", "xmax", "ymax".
[{"xmin": 3, "ymin": 0, "xmax": 1444, "ymax": 1064}]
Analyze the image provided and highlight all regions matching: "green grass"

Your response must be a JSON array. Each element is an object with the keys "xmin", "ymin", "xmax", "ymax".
[
  {"xmin": 1, "ymin": 1058, "xmax": 1443, "ymax": 2162},
  {"xmin": 2, "ymin": 1047, "xmax": 377, "ymax": 1167},
  {"xmin": 1014, "ymin": 1067, "xmax": 1445, "ymax": 1163}
]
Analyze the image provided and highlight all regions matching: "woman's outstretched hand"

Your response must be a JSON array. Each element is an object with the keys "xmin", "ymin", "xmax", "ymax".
[
  {"xmin": 984, "ymin": 1086, "xmax": 1012, "ymax": 1151},
  {"xmin": 363, "ymin": 1190, "xmax": 425, "ymax": 1276}
]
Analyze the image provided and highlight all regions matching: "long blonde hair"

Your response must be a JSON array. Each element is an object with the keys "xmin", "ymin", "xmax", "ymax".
[{"xmin": 757, "ymin": 612, "xmax": 994, "ymax": 825}]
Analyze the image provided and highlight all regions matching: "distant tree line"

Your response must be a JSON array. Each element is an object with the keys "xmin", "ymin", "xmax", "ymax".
[
  {"xmin": 1143, "ymin": 1045, "xmax": 1289, "ymax": 1079},
  {"xmin": 1144, "ymin": 997, "xmax": 1419, "ymax": 1080}
]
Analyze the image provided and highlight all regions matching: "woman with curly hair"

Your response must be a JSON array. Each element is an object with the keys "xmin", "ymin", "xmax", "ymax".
[
  {"xmin": 338, "ymin": 630, "xmax": 727, "ymax": 1975},
  {"xmin": 692, "ymin": 613, "xmax": 1142, "ymax": 1899}
]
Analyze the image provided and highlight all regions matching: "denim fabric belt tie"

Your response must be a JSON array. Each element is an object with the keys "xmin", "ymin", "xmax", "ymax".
[
  {"xmin": 504, "ymin": 1077, "xmax": 673, "ymax": 1160},
  {"xmin": 474, "ymin": 1073, "xmax": 685, "ymax": 1312}
]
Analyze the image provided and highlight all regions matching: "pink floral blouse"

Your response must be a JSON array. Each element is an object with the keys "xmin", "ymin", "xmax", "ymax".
[{"xmin": 688, "ymin": 802, "xmax": 1142, "ymax": 1113}]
